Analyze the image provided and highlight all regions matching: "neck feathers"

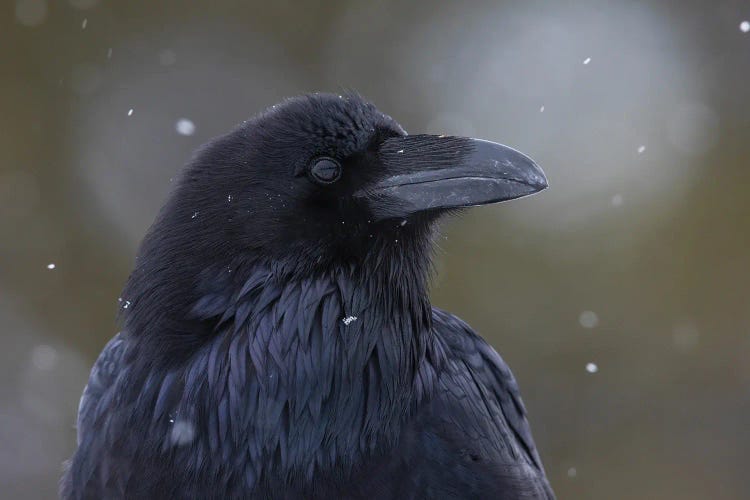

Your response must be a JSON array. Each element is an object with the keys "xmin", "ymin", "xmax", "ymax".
[
  {"xmin": 122, "ymin": 234, "xmax": 438, "ymax": 486},
  {"xmin": 184, "ymin": 260, "xmax": 434, "ymax": 484}
]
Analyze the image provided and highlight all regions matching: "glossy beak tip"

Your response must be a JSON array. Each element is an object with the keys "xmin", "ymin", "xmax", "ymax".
[{"xmin": 529, "ymin": 163, "xmax": 549, "ymax": 192}]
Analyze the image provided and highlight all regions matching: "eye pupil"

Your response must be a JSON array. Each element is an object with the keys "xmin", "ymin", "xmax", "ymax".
[{"xmin": 310, "ymin": 158, "xmax": 342, "ymax": 184}]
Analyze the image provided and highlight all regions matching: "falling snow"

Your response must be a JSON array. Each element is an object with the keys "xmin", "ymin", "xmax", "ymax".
[
  {"xmin": 567, "ymin": 467, "xmax": 577, "ymax": 478},
  {"xmin": 123, "ymin": 300, "xmax": 131, "ymax": 309},
  {"xmin": 342, "ymin": 316, "xmax": 358, "ymax": 325},
  {"xmin": 579, "ymin": 310, "xmax": 599, "ymax": 329},
  {"xmin": 539, "ymin": 105, "xmax": 545, "ymax": 113},
  {"xmin": 586, "ymin": 362, "xmax": 598, "ymax": 374},
  {"xmin": 611, "ymin": 194, "xmax": 623, "ymax": 207},
  {"xmin": 170, "ymin": 420, "xmax": 196, "ymax": 446},
  {"xmin": 127, "ymin": 108, "xmax": 133, "ymax": 116},
  {"xmin": 31, "ymin": 345, "xmax": 58, "ymax": 371},
  {"xmin": 673, "ymin": 322, "xmax": 700, "ymax": 351},
  {"xmin": 583, "ymin": 57, "xmax": 591, "ymax": 65},
  {"xmin": 159, "ymin": 49, "xmax": 177, "ymax": 66},
  {"xmin": 397, "ymin": 149, "xmax": 404, "ymax": 154},
  {"xmin": 741, "ymin": 21, "xmax": 750, "ymax": 33},
  {"xmin": 637, "ymin": 145, "xmax": 646, "ymax": 154},
  {"xmin": 81, "ymin": 18, "xmax": 87, "ymax": 29},
  {"xmin": 191, "ymin": 211, "xmax": 199, "ymax": 219},
  {"xmin": 175, "ymin": 118, "xmax": 196, "ymax": 136},
  {"xmin": 46, "ymin": 263, "xmax": 56, "ymax": 270}
]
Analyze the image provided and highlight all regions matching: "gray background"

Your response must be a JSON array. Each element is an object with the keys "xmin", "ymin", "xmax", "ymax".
[{"xmin": 2, "ymin": 0, "xmax": 749, "ymax": 498}]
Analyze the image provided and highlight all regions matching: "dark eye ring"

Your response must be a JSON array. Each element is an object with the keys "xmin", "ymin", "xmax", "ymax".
[{"xmin": 309, "ymin": 157, "xmax": 342, "ymax": 185}]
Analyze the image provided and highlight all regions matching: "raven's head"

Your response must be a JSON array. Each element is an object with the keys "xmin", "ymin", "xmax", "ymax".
[
  {"xmin": 123, "ymin": 93, "xmax": 546, "ymax": 344},
  {"xmin": 148, "ymin": 93, "xmax": 546, "ymax": 271}
]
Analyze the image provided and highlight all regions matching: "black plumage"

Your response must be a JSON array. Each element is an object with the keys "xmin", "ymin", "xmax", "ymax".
[{"xmin": 61, "ymin": 93, "xmax": 553, "ymax": 499}]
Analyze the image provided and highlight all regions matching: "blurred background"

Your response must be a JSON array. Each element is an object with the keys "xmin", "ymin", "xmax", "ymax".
[{"xmin": 2, "ymin": 0, "xmax": 749, "ymax": 498}]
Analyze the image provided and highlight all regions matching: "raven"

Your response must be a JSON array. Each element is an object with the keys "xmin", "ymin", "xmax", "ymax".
[{"xmin": 61, "ymin": 93, "xmax": 553, "ymax": 499}]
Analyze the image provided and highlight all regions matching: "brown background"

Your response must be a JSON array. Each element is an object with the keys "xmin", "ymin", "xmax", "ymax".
[{"xmin": 2, "ymin": 0, "xmax": 749, "ymax": 498}]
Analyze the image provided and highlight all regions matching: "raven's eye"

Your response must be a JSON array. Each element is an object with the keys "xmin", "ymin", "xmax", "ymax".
[{"xmin": 309, "ymin": 157, "xmax": 342, "ymax": 185}]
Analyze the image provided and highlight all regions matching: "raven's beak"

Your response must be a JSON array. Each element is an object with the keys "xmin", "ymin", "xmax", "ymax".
[{"xmin": 357, "ymin": 134, "xmax": 548, "ymax": 221}]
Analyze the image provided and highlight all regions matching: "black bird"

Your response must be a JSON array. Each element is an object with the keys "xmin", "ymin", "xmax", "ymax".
[{"xmin": 61, "ymin": 93, "xmax": 553, "ymax": 499}]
